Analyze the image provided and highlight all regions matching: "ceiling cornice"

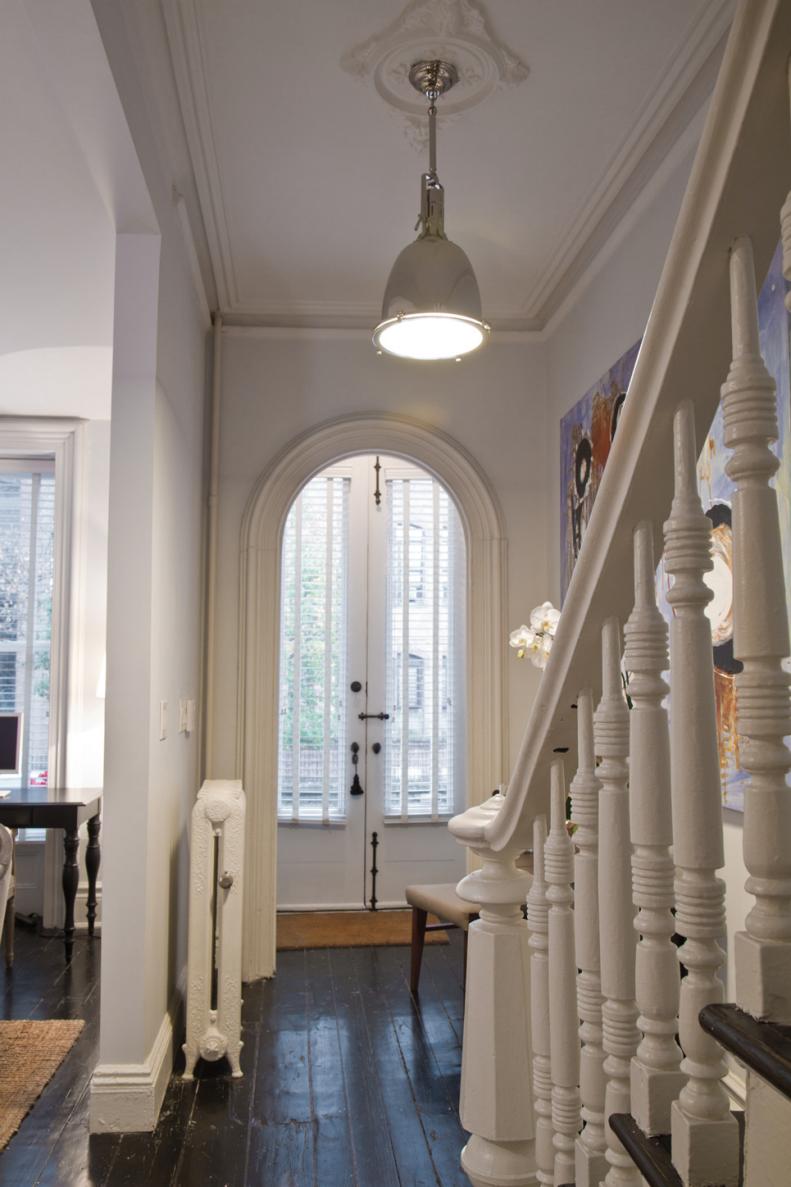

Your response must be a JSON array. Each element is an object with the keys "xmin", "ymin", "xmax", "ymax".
[
  {"xmin": 162, "ymin": 0, "xmax": 238, "ymax": 309},
  {"xmin": 520, "ymin": 0, "xmax": 733, "ymax": 326},
  {"xmin": 162, "ymin": 0, "xmax": 733, "ymax": 335}
]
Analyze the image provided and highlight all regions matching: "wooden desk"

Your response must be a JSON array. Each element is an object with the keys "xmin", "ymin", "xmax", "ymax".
[{"xmin": 0, "ymin": 788, "xmax": 101, "ymax": 963}]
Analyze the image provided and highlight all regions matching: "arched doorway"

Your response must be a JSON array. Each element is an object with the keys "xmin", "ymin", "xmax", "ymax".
[
  {"xmin": 276, "ymin": 454, "xmax": 467, "ymax": 911},
  {"xmin": 238, "ymin": 414, "xmax": 507, "ymax": 980}
]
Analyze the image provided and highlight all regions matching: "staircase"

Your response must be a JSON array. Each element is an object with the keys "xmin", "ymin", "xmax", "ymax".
[{"xmin": 448, "ymin": 3, "xmax": 791, "ymax": 1185}]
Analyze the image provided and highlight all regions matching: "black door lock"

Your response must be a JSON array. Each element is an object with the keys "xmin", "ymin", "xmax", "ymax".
[
  {"xmin": 371, "ymin": 742, "xmax": 381, "ymax": 754},
  {"xmin": 350, "ymin": 742, "xmax": 364, "ymax": 796}
]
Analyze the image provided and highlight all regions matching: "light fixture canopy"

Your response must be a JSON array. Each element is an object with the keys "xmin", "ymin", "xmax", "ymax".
[{"xmin": 373, "ymin": 59, "xmax": 489, "ymax": 361}]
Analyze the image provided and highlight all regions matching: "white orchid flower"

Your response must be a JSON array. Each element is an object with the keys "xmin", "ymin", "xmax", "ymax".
[
  {"xmin": 509, "ymin": 625, "xmax": 534, "ymax": 650},
  {"xmin": 530, "ymin": 601, "xmax": 561, "ymax": 635}
]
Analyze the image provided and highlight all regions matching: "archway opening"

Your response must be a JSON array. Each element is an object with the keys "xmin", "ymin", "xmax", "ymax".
[{"xmin": 237, "ymin": 414, "xmax": 506, "ymax": 981}]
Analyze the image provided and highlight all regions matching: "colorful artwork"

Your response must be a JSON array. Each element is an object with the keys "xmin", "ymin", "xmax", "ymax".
[
  {"xmin": 559, "ymin": 340, "xmax": 641, "ymax": 602},
  {"xmin": 656, "ymin": 243, "xmax": 791, "ymax": 811},
  {"xmin": 558, "ymin": 247, "xmax": 791, "ymax": 812}
]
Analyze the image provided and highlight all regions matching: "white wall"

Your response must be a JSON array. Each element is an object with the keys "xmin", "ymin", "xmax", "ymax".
[
  {"xmin": 211, "ymin": 331, "xmax": 549, "ymax": 783},
  {"xmin": 83, "ymin": 3, "xmax": 209, "ymax": 1129}
]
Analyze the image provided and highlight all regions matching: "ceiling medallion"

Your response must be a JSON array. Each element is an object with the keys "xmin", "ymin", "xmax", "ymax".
[{"xmin": 340, "ymin": 0, "xmax": 528, "ymax": 146}]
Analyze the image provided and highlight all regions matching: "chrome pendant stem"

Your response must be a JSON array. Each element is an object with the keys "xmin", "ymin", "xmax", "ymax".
[{"xmin": 429, "ymin": 101, "xmax": 437, "ymax": 175}]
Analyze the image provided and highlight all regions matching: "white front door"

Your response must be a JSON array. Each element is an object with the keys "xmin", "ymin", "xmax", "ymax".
[{"xmin": 276, "ymin": 455, "xmax": 467, "ymax": 910}]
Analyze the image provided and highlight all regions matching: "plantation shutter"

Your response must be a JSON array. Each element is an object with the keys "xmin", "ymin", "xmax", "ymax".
[
  {"xmin": 384, "ymin": 475, "xmax": 466, "ymax": 819},
  {"xmin": 0, "ymin": 461, "xmax": 56, "ymax": 792},
  {"xmin": 277, "ymin": 474, "xmax": 350, "ymax": 822}
]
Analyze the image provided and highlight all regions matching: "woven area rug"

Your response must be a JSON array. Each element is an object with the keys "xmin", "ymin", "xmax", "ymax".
[
  {"xmin": 0, "ymin": 1019, "xmax": 84, "ymax": 1150},
  {"xmin": 277, "ymin": 909, "xmax": 449, "ymax": 950}
]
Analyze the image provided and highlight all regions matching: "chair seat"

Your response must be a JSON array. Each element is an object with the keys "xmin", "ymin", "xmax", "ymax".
[{"xmin": 405, "ymin": 882, "xmax": 480, "ymax": 931}]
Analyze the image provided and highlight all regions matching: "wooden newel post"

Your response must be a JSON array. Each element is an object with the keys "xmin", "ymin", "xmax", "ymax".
[
  {"xmin": 595, "ymin": 616, "xmax": 640, "ymax": 1187},
  {"xmin": 624, "ymin": 522, "xmax": 684, "ymax": 1134},
  {"xmin": 664, "ymin": 402, "xmax": 739, "ymax": 1187},
  {"xmin": 571, "ymin": 688, "xmax": 608, "ymax": 1187},
  {"xmin": 724, "ymin": 236, "xmax": 791, "ymax": 1023},
  {"xmin": 451, "ymin": 793, "xmax": 536, "ymax": 1187},
  {"xmin": 545, "ymin": 758, "xmax": 579, "ymax": 1187}
]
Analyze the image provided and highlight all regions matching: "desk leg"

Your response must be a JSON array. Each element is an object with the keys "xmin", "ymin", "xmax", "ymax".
[
  {"xmin": 86, "ymin": 815, "xmax": 100, "ymax": 937},
  {"xmin": 62, "ymin": 827, "xmax": 79, "ymax": 962}
]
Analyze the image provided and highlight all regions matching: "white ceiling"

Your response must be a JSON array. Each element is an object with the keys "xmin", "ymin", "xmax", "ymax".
[{"xmin": 160, "ymin": 0, "xmax": 733, "ymax": 331}]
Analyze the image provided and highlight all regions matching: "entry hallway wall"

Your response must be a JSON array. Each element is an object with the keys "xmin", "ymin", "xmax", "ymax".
[{"xmin": 211, "ymin": 331, "xmax": 549, "ymax": 786}]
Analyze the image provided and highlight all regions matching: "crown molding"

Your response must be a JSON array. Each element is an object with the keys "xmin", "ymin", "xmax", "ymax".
[
  {"xmin": 520, "ymin": 0, "xmax": 733, "ymax": 326},
  {"xmin": 218, "ymin": 300, "xmax": 543, "ymax": 334},
  {"xmin": 161, "ymin": 0, "xmax": 732, "ymax": 337},
  {"xmin": 162, "ymin": 0, "xmax": 238, "ymax": 309}
]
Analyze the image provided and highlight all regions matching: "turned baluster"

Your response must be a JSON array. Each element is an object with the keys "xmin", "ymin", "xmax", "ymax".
[
  {"xmin": 453, "ymin": 794, "xmax": 536, "ymax": 1187},
  {"xmin": 595, "ymin": 617, "xmax": 640, "ymax": 1187},
  {"xmin": 664, "ymin": 401, "xmax": 739, "ymax": 1187},
  {"xmin": 570, "ymin": 689, "xmax": 608, "ymax": 1187},
  {"xmin": 624, "ymin": 521, "xmax": 684, "ymax": 1135},
  {"xmin": 545, "ymin": 759, "xmax": 579, "ymax": 1186},
  {"xmin": 724, "ymin": 237, "xmax": 791, "ymax": 1023},
  {"xmin": 527, "ymin": 816, "xmax": 554, "ymax": 1187}
]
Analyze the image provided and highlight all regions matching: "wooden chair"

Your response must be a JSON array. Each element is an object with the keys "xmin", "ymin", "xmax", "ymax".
[
  {"xmin": 405, "ymin": 882, "xmax": 480, "ymax": 994},
  {"xmin": 406, "ymin": 854, "xmax": 533, "ymax": 995}
]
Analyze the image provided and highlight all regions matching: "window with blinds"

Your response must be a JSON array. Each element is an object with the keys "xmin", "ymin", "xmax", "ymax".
[
  {"xmin": 384, "ymin": 477, "xmax": 465, "ymax": 818},
  {"xmin": 277, "ymin": 474, "xmax": 350, "ymax": 822},
  {"xmin": 0, "ymin": 462, "xmax": 55, "ymax": 793}
]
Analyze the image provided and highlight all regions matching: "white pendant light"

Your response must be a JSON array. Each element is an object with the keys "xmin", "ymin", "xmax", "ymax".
[{"xmin": 373, "ymin": 60, "xmax": 490, "ymax": 362}]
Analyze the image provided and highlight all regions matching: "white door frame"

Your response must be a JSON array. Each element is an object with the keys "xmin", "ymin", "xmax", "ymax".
[
  {"xmin": 0, "ymin": 417, "xmax": 80, "ymax": 927},
  {"xmin": 237, "ymin": 413, "xmax": 508, "ymax": 981}
]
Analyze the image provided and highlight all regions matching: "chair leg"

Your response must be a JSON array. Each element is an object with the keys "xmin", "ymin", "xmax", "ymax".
[
  {"xmin": 410, "ymin": 907, "xmax": 428, "ymax": 995},
  {"xmin": 4, "ymin": 894, "xmax": 15, "ymax": 969}
]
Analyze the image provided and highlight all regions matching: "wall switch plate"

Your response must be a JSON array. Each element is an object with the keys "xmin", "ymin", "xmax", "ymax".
[
  {"xmin": 178, "ymin": 698, "xmax": 189, "ymax": 734},
  {"xmin": 159, "ymin": 701, "xmax": 168, "ymax": 741},
  {"xmin": 186, "ymin": 699, "xmax": 196, "ymax": 735}
]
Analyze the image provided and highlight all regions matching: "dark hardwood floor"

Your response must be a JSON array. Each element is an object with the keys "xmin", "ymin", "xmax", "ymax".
[{"xmin": 0, "ymin": 924, "xmax": 472, "ymax": 1186}]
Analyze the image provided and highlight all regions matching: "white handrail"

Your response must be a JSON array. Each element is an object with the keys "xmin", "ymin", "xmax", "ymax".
[{"xmin": 449, "ymin": 0, "xmax": 791, "ymax": 857}]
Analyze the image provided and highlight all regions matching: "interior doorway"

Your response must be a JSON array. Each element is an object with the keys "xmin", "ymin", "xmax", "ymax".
[{"xmin": 276, "ymin": 455, "xmax": 467, "ymax": 910}]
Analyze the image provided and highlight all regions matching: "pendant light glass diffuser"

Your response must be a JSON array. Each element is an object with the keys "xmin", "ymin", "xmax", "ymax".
[{"xmin": 373, "ymin": 61, "xmax": 490, "ymax": 361}]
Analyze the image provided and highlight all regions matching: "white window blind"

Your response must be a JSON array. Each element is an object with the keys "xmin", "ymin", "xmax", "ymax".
[
  {"xmin": 0, "ymin": 463, "xmax": 55, "ymax": 794},
  {"xmin": 277, "ymin": 475, "xmax": 349, "ymax": 822},
  {"xmin": 384, "ymin": 477, "xmax": 465, "ymax": 819}
]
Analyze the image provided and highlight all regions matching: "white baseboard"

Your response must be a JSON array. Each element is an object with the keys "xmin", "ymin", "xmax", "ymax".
[{"xmin": 89, "ymin": 967, "xmax": 185, "ymax": 1134}]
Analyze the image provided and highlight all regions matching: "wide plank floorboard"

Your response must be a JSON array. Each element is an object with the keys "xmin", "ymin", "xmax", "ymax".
[{"xmin": 0, "ymin": 922, "xmax": 473, "ymax": 1186}]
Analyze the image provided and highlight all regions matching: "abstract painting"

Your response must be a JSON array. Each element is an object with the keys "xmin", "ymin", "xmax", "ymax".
[
  {"xmin": 656, "ymin": 243, "xmax": 791, "ymax": 811},
  {"xmin": 558, "ymin": 247, "xmax": 791, "ymax": 812},
  {"xmin": 559, "ymin": 339, "xmax": 641, "ymax": 602}
]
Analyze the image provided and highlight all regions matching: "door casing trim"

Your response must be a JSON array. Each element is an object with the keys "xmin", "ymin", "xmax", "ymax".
[{"xmin": 236, "ymin": 413, "xmax": 508, "ymax": 981}]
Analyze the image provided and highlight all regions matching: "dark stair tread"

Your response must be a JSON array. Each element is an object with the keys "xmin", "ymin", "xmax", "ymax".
[
  {"xmin": 609, "ymin": 1111, "xmax": 745, "ymax": 1187},
  {"xmin": 609, "ymin": 1116, "xmax": 682, "ymax": 1187},
  {"xmin": 700, "ymin": 1002, "xmax": 791, "ymax": 1101}
]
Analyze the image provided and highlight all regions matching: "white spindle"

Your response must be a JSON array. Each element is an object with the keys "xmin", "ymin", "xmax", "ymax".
[
  {"xmin": 528, "ymin": 816, "xmax": 554, "ymax": 1187},
  {"xmin": 624, "ymin": 522, "xmax": 684, "ymax": 1134},
  {"xmin": 664, "ymin": 402, "xmax": 739, "ymax": 1187},
  {"xmin": 595, "ymin": 617, "xmax": 640, "ymax": 1187},
  {"xmin": 724, "ymin": 236, "xmax": 791, "ymax": 1023},
  {"xmin": 545, "ymin": 759, "xmax": 579, "ymax": 1186},
  {"xmin": 454, "ymin": 793, "xmax": 536, "ymax": 1187},
  {"xmin": 570, "ymin": 690, "xmax": 608, "ymax": 1187}
]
